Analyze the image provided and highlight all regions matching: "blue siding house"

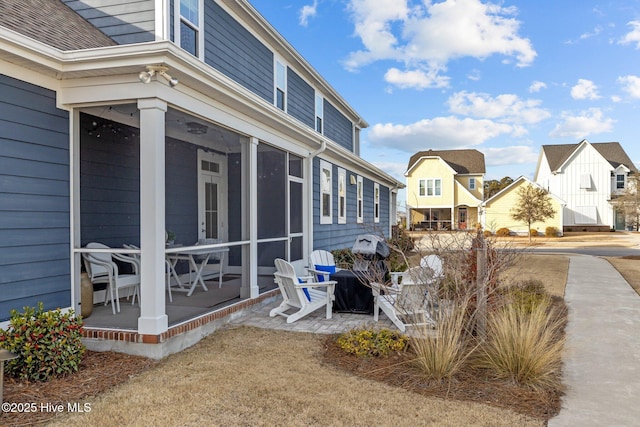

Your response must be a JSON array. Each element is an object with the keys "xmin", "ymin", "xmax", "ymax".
[{"xmin": 0, "ymin": 0, "xmax": 403, "ymax": 356}]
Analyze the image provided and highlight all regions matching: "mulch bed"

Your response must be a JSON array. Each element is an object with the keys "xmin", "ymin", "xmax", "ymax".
[
  {"xmin": 322, "ymin": 337, "xmax": 562, "ymax": 422},
  {"xmin": 1, "ymin": 351, "xmax": 157, "ymax": 427}
]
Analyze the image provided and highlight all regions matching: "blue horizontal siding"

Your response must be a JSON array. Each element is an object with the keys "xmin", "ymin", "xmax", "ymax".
[
  {"xmin": 312, "ymin": 158, "xmax": 391, "ymax": 251},
  {"xmin": 0, "ymin": 74, "xmax": 71, "ymax": 321}
]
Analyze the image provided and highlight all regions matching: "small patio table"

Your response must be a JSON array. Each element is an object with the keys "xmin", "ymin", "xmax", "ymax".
[{"xmin": 166, "ymin": 246, "xmax": 229, "ymax": 296}]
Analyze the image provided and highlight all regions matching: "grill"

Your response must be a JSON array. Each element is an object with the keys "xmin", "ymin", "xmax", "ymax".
[{"xmin": 351, "ymin": 234, "xmax": 390, "ymax": 275}]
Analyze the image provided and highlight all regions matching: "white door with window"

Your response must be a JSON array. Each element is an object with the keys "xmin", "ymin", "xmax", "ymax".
[{"xmin": 198, "ymin": 150, "xmax": 227, "ymax": 242}]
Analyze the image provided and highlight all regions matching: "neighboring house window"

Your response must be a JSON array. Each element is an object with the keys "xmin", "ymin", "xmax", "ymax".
[
  {"xmin": 617, "ymin": 174, "xmax": 625, "ymax": 189},
  {"xmin": 179, "ymin": 0, "xmax": 200, "ymax": 57},
  {"xmin": 579, "ymin": 174, "xmax": 591, "ymax": 189},
  {"xmin": 320, "ymin": 160, "xmax": 332, "ymax": 224},
  {"xmin": 427, "ymin": 179, "xmax": 441, "ymax": 196},
  {"xmin": 418, "ymin": 179, "xmax": 426, "ymax": 196},
  {"xmin": 357, "ymin": 175, "xmax": 363, "ymax": 223},
  {"xmin": 338, "ymin": 168, "xmax": 346, "ymax": 224},
  {"xmin": 374, "ymin": 183, "xmax": 380, "ymax": 223},
  {"xmin": 315, "ymin": 94, "xmax": 323, "ymax": 133},
  {"xmin": 275, "ymin": 60, "xmax": 286, "ymax": 111},
  {"xmin": 469, "ymin": 177, "xmax": 476, "ymax": 190}
]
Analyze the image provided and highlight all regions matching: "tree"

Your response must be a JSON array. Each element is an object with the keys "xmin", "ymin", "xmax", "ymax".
[
  {"xmin": 510, "ymin": 184, "xmax": 556, "ymax": 242},
  {"xmin": 484, "ymin": 176, "xmax": 514, "ymax": 200},
  {"xmin": 613, "ymin": 174, "xmax": 640, "ymax": 231}
]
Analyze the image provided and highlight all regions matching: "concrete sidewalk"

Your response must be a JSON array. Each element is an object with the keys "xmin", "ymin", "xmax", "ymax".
[{"xmin": 549, "ymin": 255, "xmax": 640, "ymax": 427}]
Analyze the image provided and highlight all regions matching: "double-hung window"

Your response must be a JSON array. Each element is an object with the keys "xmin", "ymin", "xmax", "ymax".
[
  {"xmin": 320, "ymin": 160, "xmax": 332, "ymax": 224},
  {"xmin": 338, "ymin": 168, "xmax": 346, "ymax": 224},
  {"xmin": 374, "ymin": 183, "xmax": 380, "ymax": 223},
  {"xmin": 617, "ymin": 174, "xmax": 625, "ymax": 190},
  {"xmin": 275, "ymin": 60, "xmax": 286, "ymax": 111},
  {"xmin": 357, "ymin": 175, "xmax": 363, "ymax": 223},
  {"xmin": 178, "ymin": 0, "xmax": 201, "ymax": 57},
  {"xmin": 426, "ymin": 179, "xmax": 441, "ymax": 196},
  {"xmin": 315, "ymin": 94, "xmax": 323, "ymax": 133},
  {"xmin": 418, "ymin": 179, "xmax": 426, "ymax": 197},
  {"xmin": 469, "ymin": 177, "xmax": 476, "ymax": 191}
]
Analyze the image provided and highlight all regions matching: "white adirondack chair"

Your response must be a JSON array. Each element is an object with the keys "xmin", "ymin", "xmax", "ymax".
[
  {"xmin": 82, "ymin": 242, "xmax": 141, "ymax": 314},
  {"xmin": 372, "ymin": 254, "xmax": 444, "ymax": 331},
  {"xmin": 307, "ymin": 250, "xmax": 344, "ymax": 282},
  {"xmin": 270, "ymin": 258, "xmax": 337, "ymax": 323}
]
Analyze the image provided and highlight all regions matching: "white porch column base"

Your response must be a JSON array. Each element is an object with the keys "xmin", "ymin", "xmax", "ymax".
[{"xmin": 137, "ymin": 98, "xmax": 168, "ymax": 335}]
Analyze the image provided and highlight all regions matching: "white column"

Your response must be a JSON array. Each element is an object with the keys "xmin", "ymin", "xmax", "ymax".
[
  {"xmin": 137, "ymin": 98, "xmax": 168, "ymax": 335},
  {"xmin": 242, "ymin": 137, "xmax": 259, "ymax": 299}
]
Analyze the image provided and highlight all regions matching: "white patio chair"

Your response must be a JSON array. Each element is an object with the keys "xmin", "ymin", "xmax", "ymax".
[
  {"xmin": 82, "ymin": 242, "xmax": 141, "ymax": 315},
  {"xmin": 270, "ymin": 258, "xmax": 337, "ymax": 323},
  {"xmin": 123, "ymin": 243, "xmax": 173, "ymax": 303},
  {"xmin": 307, "ymin": 250, "xmax": 344, "ymax": 282},
  {"xmin": 372, "ymin": 255, "xmax": 444, "ymax": 331}
]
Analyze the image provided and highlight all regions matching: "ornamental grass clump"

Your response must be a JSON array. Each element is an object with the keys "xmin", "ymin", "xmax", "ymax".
[
  {"xmin": 0, "ymin": 302, "xmax": 85, "ymax": 382},
  {"xmin": 411, "ymin": 300, "xmax": 475, "ymax": 382},
  {"xmin": 476, "ymin": 299, "xmax": 565, "ymax": 391},
  {"xmin": 336, "ymin": 328, "xmax": 408, "ymax": 357}
]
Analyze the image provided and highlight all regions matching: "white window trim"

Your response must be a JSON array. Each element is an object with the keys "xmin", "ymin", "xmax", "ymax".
[
  {"xmin": 320, "ymin": 160, "xmax": 332, "ymax": 224},
  {"xmin": 418, "ymin": 179, "xmax": 426, "ymax": 197},
  {"xmin": 338, "ymin": 168, "xmax": 346, "ymax": 224},
  {"xmin": 357, "ymin": 175, "xmax": 363, "ymax": 223},
  {"xmin": 275, "ymin": 57, "xmax": 287, "ymax": 111},
  {"xmin": 374, "ymin": 182, "xmax": 380, "ymax": 223},
  {"xmin": 174, "ymin": 0, "xmax": 204, "ymax": 58},
  {"xmin": 616, "ymin": 174, "xmax": 626, "ymax": 190},
  {"xmin": 469, "ymin": 177, "xmax": 476, "ymax": 191}
]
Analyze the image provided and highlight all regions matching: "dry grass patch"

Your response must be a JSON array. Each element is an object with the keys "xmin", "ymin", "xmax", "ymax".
[
  {"xmin": 502, "ymin": 254, "xmax": 569, "ymax": 298},
  {"xmin": 605, "ymin": 256, "xmax": 640, "ymax": 296},
  {"xmin": 34, "ymin": 326, "xmax": 544, "ymax": 427}
]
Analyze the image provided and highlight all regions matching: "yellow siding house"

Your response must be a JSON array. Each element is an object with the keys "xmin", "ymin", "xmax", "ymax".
[
  {"xmin": 406, "ymin": 149, "xmax": 485, "ymax": 230},
  {"xmin": 481, "ymin": 176, "xmax": 565, "ymax": 235}
]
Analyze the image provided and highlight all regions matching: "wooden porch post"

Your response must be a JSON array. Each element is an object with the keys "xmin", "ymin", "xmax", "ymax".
[
  {"xmin": 137, "ymin": 98, "xmax": 168, "ymax": 335},
  {"xmin": 242, "ymin": 137, "xmax": 259, "ymax": 299}
]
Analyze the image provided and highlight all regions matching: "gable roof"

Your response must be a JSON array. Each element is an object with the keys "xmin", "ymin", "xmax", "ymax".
[
  {"xmin": 407, "ymin": 149, "xmax": 485, "ymax": 175},
  {"xmin": 483, "ymin": 175, "xmax": 566, "ymax": 206},
  {"xmin": 541, "ymin": 140, "xmax": 638, "ymax": 174},
  {"xmin": 0, "ymin": 0, "xmax": 116, "ymax": 51}
]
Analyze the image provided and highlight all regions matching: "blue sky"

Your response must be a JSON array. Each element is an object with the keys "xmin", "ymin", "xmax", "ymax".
[{"xmin": 248, "ymin": 0, "xmax": 640, "ymax": 205}]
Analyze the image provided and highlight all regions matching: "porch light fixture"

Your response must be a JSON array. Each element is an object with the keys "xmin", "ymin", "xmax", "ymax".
[
  {"xmin": 186, "ymin": 121, "xmax": 208, "ymax": 135},
  {"xmin": 138, "ymin": 65, "xmax": 179, "ymax": 87},
  {"xmin": 350, "ymin": 175, "xmax": 357, "ymax": 185}
]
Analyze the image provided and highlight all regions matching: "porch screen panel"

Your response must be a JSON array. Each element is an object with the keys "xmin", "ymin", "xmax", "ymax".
[
  {"xmin": 257, "ymin": 144, "xmax": 286, "ymax": 238},
  {"xmin": 290, "ymin": 181, "xmax": 303, "ymax": 233},
  {"xmin": 290, "ymin": 236, "xmax": 303, "ymax": 261},
  {"xmin": 258, "ymin": 241, "xmax": 286, "ymax": 267}
]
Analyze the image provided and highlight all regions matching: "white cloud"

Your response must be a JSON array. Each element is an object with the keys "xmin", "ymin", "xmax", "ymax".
[
  {"xmin": 483, "ymin": 146, "xmax": 539, "ymax": 166},
  {"xmin": 618, "ymin": 75, "xmax": 640, "ymax": 98},
  {"xmin": 367, "ymin": 116, "xmax": 516, "ymax": 152},
  {"xmin": 549, "ymin": 108, "xmax": 615, "ymax": 138},
  {"xmin": 570, "ymin": 79, "xmax": 600, "ymax": 100},
  {"xmin": 384, "ymin": 67, "xmax": 450, "ymax": 89},
  {"xmin": 529, "ymin": 80, "xmax": 547, "ymax": 93},
  {"xmin": 344, "ymin": 0, "xmax": 536, "ymax": 86},
  {"xmin": 566, "ymin": 25, "xmax": 603, "ymax": 44},
  {"xmin": 447, "ymin": 91, "xmax": 551, "ymax": 124},
  {"xmin": 299, "ymin": 1, "xmax": 319, "ymax": 27},
  {"xmin": 619, "ymin": 20, "xmax": 640, "ymax": 48}
]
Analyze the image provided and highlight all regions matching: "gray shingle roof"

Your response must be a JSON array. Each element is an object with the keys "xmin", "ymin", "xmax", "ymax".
[
  {"xmin": 0, "ymin": 0, "xmax": 116, "ymax": 51},
  {"xmin": 542, "ymin": 141, "xmax": 638, "ymax": 173},
  {"xmin": 407, "ymin": 149, "xmax": 486, "ymax": 174}
]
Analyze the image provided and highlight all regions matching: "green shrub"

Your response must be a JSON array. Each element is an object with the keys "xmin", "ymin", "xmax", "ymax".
[
  {"xmin": 496, "ymin": 227, "xmax": 511, "ymax": 237},
  {"xmin": 336, "ymin": 328, "xmax": 408, "ymax": 357},
  {"xmin": 530, "ymin": 228, "xmax": 538, "ymax": 237},
  {"xmin": 476, "ymin": 300, "xmax": 565, "ymax": 390},
  {"xmin": 545, "ymin": 226, "xmax": 559, "ymax": 237},
  {"xmin": 0, "ymin": 303, "xmax": 86, "ymax": 382},
  {"xmin": 501, "ymin": 280, "xmax": 550, "ymax": 314}
]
